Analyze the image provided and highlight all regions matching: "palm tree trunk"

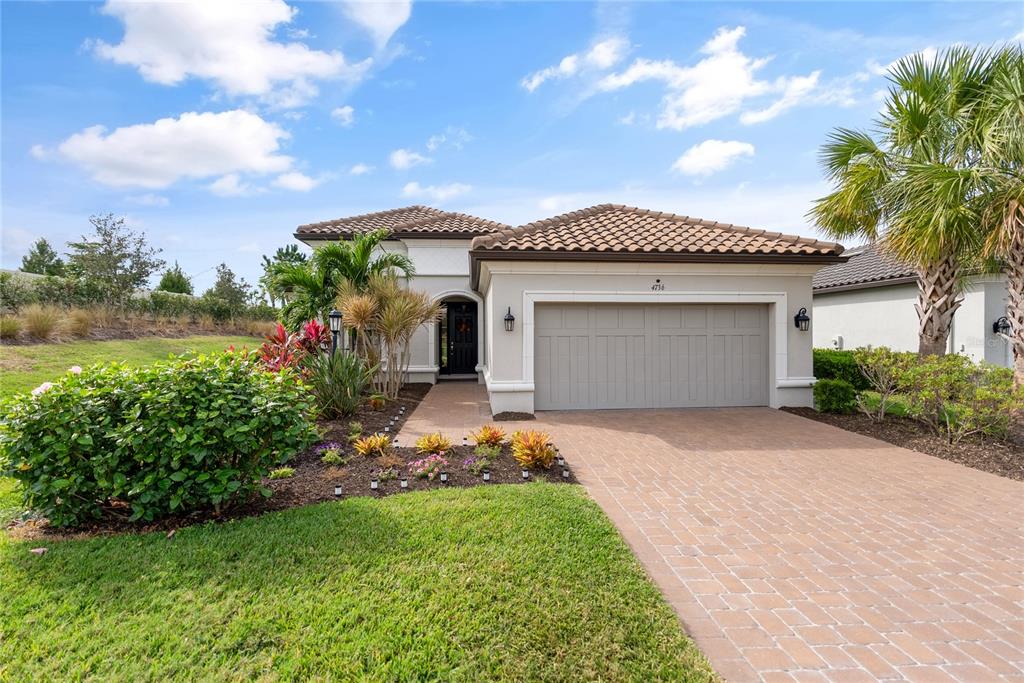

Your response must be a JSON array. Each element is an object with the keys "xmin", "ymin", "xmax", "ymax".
[
  {"xmin": 1005, "ymin": 216, "xmax": 1024, "ymax": 388},
  {"xmin": 915, "ymin": 256, "xmax": 962, "ymax": 357}
]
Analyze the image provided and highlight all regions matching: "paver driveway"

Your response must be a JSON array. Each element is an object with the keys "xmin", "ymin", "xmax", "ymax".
[{"xmin": 400, "ymin": 383, "xmax": 1024, "ymax": 681}]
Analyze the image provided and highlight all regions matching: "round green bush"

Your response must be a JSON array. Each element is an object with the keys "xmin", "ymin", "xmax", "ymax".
[
  {"xmin": 813, "ymin": 349, "xmax": 870, "ymax": 391},
  {"xmin": 0, "ymin": 351, "xmax": 317, "ymax": 527},
  {"xmin": 813, "ymin": 378, "xmax": 857, "ymax": 414}
]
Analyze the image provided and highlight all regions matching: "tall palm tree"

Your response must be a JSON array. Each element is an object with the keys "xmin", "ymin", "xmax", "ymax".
[
  {"xmin": 809, "ymin": 47, "xmax": 991, "ymax": 356},
  {"xmin": 273, "ymin": 229, "xmax": 415, "ymax": 330}
]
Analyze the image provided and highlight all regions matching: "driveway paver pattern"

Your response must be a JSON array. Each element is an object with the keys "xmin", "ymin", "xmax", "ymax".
[{"xmin": 399, "ymin": 382, "xmax": 1024, "ymax": 681}]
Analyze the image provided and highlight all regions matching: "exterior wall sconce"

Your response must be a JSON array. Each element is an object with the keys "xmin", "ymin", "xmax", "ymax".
[
  {"xmin": 504, "ymin": 307, "xmax": 515, "ymax": 332},
  {"xmin": 993, "ymin": 316, "xmax": 1011, "ymax": 336},
  {"xmin": 793, "ymin": 307, "xmax": 811, "ymax": 332},
  {"xmin": 328, "ymin": 309, "xmax": 342, "ymax": 355}
]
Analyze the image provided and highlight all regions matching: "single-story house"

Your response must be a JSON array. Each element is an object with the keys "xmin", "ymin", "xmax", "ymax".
[
  {"xmin": 295, "ymin": 204, "xmax": 846, "ymax": 414},
  {"xmin": 812, "ymin": 242, "xmax": 1012, "ymax": 367}
]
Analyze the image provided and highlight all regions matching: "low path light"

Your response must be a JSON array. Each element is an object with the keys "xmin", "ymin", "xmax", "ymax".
[
  {"xmin": 521, "ymin": 469, "xmax": 530, "ymax": 480},
  {"xmin": 439, "ymin": 471, "xmax": 449, "ymax": 484},
  {"xmin": 370, "ymin": 478, "xmax": 379, "ymax": 491},
  {"xmin": 400, "ymin": 477, "xmax": 409, "ymax": 490},
  {"xmin": 334, "ymin": 484, "xmax": 343, "ymax": 497},
  {"xmin": 482, "ymin": 469, "xmax": 490, "ymax": 482}
]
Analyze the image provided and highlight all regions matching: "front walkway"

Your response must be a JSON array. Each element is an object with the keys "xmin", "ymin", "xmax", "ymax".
[{"xmin": 399, "ymin": 383, "xmax": 1024, "ymax": 682}]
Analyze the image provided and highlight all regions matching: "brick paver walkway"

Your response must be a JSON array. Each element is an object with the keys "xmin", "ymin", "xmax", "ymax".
[{"xmin": 400, "ymin": 382, "xmax": 1024, "ymax": 681}]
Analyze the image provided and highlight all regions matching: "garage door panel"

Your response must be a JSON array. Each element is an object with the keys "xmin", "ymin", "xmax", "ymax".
[{"xmin": 535, "ymin": 303, "xmax": 767, "ymax": 410}]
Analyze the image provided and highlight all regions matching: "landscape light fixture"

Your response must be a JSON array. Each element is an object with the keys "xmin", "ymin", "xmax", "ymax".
[
  {"xmin": 400, "ymin": 477, "xmax": 408, "ymax": 490},
  {"xmin": 334, "ymin": 485, "xmax": 343, "ymax": 497},
  {"xmin": 370, "ymin": 478, "xmax": 379, "ymax": 491},
  {"xmin": 439, "ymin": 471, "xmax": 449, "ymax": 484},
  {"xmin": 993, "ymin": 316, "xmax": 1011, "ymax": 336},
  {"xmin": 393, "ymin": 437, "xmax": 399, "ymax": 447},
  {"xmin": 793, "ymin": 307, "xmax": 811, "ymax": 332},
  {"xmin": 462, "ymin": 436, "xmax": 468, "ymax": 447},
  {"xmin": 504, "ymin": 307, "xmax": 515, "ymax": 332},
  {"xmin": 328, "ymin": 309, "xmax": 342, "ymax": 355},
  {"xmin": 482, "ymin": 469, "xmax": 490, "ymax": 482},
  {"xmin": 556, "ymin": 454, "xmax": 565, "ymax": 467},
  {"xmin": 521, "ymin": 469, "xmax": 530, "ymax": 480},
  {"xmin": 384, "ymin": 425, "xmax": 390, "ymax": 433},
  {"xmin": 562, "ymin": 468, "xmax": 570, "ymax": 479}
]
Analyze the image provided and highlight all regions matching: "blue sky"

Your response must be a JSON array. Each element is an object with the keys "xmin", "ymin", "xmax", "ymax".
[{"xmin": 2, "ymin": 1, "xmax": 1021, "ymax": 291}]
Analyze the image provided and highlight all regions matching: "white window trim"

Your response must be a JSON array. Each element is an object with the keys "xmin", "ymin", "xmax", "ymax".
[{"xmin": 520, "ymin": 290, "xmax": 798, "ymax": 408}]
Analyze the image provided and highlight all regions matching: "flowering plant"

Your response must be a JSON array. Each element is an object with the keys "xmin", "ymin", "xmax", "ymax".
[
  {"xmin": 316, "ymin": 441, "xmax": 346, "ymax": 465},
  {"xmin": 409, "ymin": 453, "xmax": 447, "ymax": 480}
]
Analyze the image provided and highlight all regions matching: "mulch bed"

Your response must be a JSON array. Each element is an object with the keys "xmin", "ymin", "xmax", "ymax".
[
  {"xmin": 7, "ymin": 383, "xmax": 576, "ymax": 541},
  {"xmin": 782, "ymin": 407, "xmax": 1024, "ymax": 482}
]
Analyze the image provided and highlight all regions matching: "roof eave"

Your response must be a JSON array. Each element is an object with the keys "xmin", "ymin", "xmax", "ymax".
[
  {"xmin": 813, "ymin": 275, "xmax": 918, "ymax": 294},
  {"xmin": 470, "ymin": 249, "xmax": 848, "ymax": 290}
]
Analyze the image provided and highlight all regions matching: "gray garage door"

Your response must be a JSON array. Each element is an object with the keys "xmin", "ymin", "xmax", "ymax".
[{"xmin": 534, "ymin": 304, "xmax": 768, "ymax": 410}]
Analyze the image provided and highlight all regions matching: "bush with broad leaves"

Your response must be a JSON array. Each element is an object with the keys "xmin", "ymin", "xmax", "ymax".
[{"xmin": 0, "ymin": 351, "xmax": 318, "ymax": 527}]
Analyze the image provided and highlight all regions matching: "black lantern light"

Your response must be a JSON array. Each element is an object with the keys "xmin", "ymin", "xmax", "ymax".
[
  {"xmin": 504, "ymin": 307, "xmax": 515, "ymax": 332},
  {"xmin": 328, "ymin": 309, "xmax": 342, "ymax": 355},
  {"xmin": 993, "ymin": 316, "xmax": 1011, "ymax": 336},
  {"xmin": 370, "ymin": 478, "xmax": 379, "ymax": 491},
  {"xmin": 793, "ymin": 307, "xmax": 811, "ymax": 332},
  {"xmin": 439, "ymin": 471, "xmax": 449, "ymax": 484},
  {"xmin": 521, "ymin": 469, "xmax": 530, "ymax": 480},
  {"xmin": 334, "ymin": 484, "xmax": 343, "ymax": 497},
  {"xmin": 482, "ymin": 469, "xmax": 490, "ymax": 482},
  {"xmin": 400, "ymin": 477, "xmax": 408, "ymax": 490}
]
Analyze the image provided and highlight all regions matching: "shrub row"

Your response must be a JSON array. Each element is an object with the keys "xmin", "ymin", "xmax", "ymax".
[
  {"xmin": 0, "ymin": 272, "xmax": 276, "ymax": 322},
  {"xmin": 813, "ymin": 347, "xmax": 1022, "ymax": 444},
  {"xmin": 812, "ymin": 348, "xmax": 872, "ymax": 391},
  {"xmin": 0, "ymin": 351, "xmax": 318, "ymax": 526}
]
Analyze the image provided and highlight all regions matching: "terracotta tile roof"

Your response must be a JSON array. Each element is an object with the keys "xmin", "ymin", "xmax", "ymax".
[
  {"xmin": 296, "ymin": 206, "xmax": 508, "ymax": 239},
  {"xmin": 812, "ymin": 241, "xmax": 917, "ymax": 291},
  {"xmin": 470, "ymin": 204, "xmax": 845, "ymax": 259}
]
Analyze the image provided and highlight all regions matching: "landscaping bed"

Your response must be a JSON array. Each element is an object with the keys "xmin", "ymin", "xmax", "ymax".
[{"xmin": 782, "ymin": 407, "xmax": 1024, "ymax": 481}]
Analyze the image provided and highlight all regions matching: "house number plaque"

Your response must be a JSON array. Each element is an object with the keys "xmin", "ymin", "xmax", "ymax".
[{"xmin": 650, "ymin": 279, "xmax": 665, "ymax": 291}]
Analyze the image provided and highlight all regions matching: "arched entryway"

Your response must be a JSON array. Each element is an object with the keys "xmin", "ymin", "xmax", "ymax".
[{"xmin": 431, "ymin": 291, "xmax": 483, "ymax": 379}]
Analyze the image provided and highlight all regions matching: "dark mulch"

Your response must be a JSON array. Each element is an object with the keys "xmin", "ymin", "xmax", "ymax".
[
  {"xmin": 493, "ymin": 411, "xmax": 535, "ymax": 422},
  {"xmin": 782, "ymin": 407, "xmax": 1024, "ymax": 482},
  {"xmin": 8, "ymin": 383, "xmax": 576, "ymax": 540}
]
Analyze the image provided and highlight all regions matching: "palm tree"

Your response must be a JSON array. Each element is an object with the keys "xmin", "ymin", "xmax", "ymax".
[
  {"xmin": 273, "ymin": 229, "xmax": 415, "ymax": 331},
  {"xmin": 809, "ymin": 47, "xmax": 991, "ymax": 356}
]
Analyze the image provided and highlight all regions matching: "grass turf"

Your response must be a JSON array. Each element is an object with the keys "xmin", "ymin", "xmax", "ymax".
[
  {"xmin": 0, "ymin": 335, "xmax": 259, "ymax": 399},
  {"xmin": 0, "ymin": 484, "xmax": 715, "ymax": 682}
]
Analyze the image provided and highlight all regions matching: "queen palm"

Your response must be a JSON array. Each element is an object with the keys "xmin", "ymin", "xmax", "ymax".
[
  {"xmin": 809, "ymin": 47, "xmax": 991, "ymax": 357},
  {"xmin": 273, "ymin": 229, "xmax": 415, "ymax": 330}
]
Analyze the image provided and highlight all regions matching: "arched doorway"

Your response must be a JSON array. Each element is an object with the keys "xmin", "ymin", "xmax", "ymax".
[{"xmin": 437, "ymin": 295, "xmax": 479, "ymax": 377}]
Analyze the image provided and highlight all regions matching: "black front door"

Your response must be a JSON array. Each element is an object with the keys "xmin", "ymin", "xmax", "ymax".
[{"xmin": 442, "ymin": 302, "xmax": 476, "ymax": 375}]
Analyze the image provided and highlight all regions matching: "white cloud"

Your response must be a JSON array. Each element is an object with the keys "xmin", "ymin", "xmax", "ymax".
[
  {"xmin": 671, "ymin": 139, "xmax": 755, "ymax": 176},
  {"xmin": 740, "ymin": 72, "xmax": 820, "ymax": 124},
  {"xmin": 29, "ymin": 144, "xmax": 52, "ymax": 160},
  {"xmin": 340, "ymin": 0, "xmax": 411, "ymax": 49},
  {"xmin": 867, "ymin": 46, "xmax": 938, "ymax": 77},
  {"xmin": 389, "ymin": 148, "xmax": 431, "ymax": 170},
  {"xmin": 349, "ymin": 163, "xmax": 374, "ymax": 176},
  {"xmin": 618, "ymin": 111, "xmax": 636, "ymax": 126},
  {"xmin": 596, "ymin": 26, "xmax": 820, "ymax": 129},
  {"xmin": 208, "ymin": 173, "xmax": 255, "ymax": 197},
  {"xmin": 273, "ymin": 171, "xmax": 320, "ymax": 192},
  {"xmin": 126, "ymin": 193, "xmax": 170, "ymax": 207},
  {"xmin": 521, "ymin": 36, "xmax": 628, "ymax": 92},
  {"xmin": 55, "ymin": 110, "xmax": 293, "ymax": 189},
  {"xmin": 93, "ymin": 0, "xmax": 365, "ymax": 107},
  {"xmin": 401, "ymin": 181, "xmax": 471, "ymax": 202},
  {"xmin": 426, "ymin": 126, "xmax": 471, "ymax": 152},
  {"xmin": 331, "ymin": 105, "xmax": 355, "ymax": 126}
]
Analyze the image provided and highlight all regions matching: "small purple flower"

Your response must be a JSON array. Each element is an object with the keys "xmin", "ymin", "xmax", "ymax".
[{"xmin": 316, "ymin": 441, "xmax": 343, "ymax": 453}]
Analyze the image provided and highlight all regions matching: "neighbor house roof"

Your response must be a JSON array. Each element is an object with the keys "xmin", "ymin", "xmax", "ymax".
[
  {"xmin": 812, "ymin": 242, "xmax": 917, "ymax": 292},
  {"xmin": 295, "ymin": 206, "xmax": 508, "ymax": 240},
  {"xmin": 471, "ymin": 204, "xmax": 845, "ymax": 260}
]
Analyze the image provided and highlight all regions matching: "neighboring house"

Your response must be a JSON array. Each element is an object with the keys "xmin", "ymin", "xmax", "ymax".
[
  {"xmin": 295, "ymin": 204, "xmax": 845, "ymax": 414},
  {"xmin": 812, "ymin": 242, "xmax": 1012, "ymax": 367}
]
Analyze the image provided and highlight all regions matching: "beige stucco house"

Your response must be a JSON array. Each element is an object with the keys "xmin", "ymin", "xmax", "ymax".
[{"xmin": 295, "ymin": 204, "xmax": 846, "ymax": 415}]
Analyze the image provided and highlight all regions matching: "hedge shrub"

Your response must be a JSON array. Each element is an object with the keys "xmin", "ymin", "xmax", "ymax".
[
  {"xmin": 0, "ymin": 351, "xmax": 317, "ymax": 526},
  {"xmin": 813, "ymin": 378, "xmax": 857, "ymax": 414},
  {"xmin": 813, "ymin": 349, "xmax": 870, "ymax": 391}
]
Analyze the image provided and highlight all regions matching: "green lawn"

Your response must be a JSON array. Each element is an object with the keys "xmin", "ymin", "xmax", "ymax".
[
  {"xmin": 0, "ymin": 484, "xmax": 715, "ymax": 682},
  {"xmin": 0, "ymin": 335, "xmax": 259, "ymax": 399}
]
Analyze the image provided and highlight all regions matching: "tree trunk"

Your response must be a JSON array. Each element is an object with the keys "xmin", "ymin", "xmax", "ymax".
[
  {"xmin": 1005, "ymin": 214, "xmax": 1024, "ymax": 388},
  {"xmin": 915, "ymin": 255, "xmax": 962, "ymax": 358}
]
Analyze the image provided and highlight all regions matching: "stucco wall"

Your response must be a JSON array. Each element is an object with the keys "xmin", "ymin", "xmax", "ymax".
[
  {"xmin": 478, "ymin": 260, "xmax": 822, "ymax": 413},
  {"xmin": 812, "ymin": 275, "xmax": 1010, "ymax": 367}
]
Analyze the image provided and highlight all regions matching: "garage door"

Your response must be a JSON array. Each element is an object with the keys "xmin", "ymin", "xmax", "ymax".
[{"xmin": 534, "ymin": 304, "xmax": 768, "ymax": 410}]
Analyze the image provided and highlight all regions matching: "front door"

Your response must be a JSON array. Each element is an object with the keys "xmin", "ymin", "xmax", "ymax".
[{"xmin": 442, "ymin": 302, "xmax": 477, "ymax": 375}]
